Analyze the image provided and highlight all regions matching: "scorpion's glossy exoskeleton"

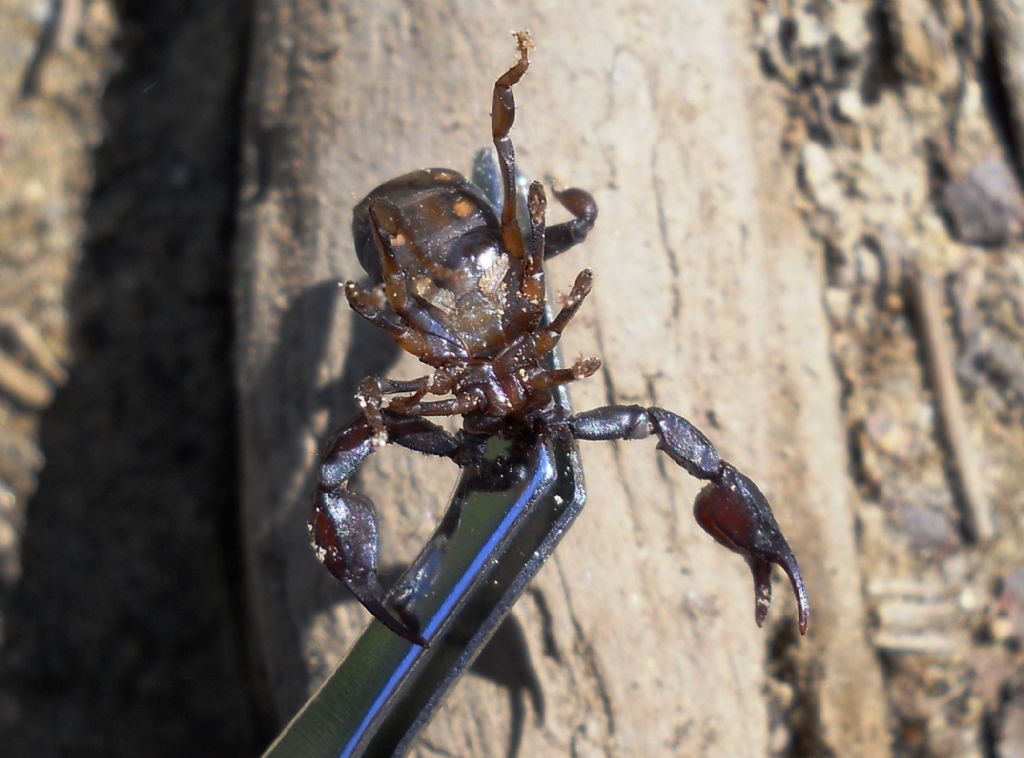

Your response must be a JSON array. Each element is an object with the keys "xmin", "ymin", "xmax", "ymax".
[{"xmin": 310, "ymin": 32, "xmax": 809, "ymax": 645}]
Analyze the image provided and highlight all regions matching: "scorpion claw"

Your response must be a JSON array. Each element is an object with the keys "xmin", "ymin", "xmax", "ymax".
[
  {"xmin": 693, "ymin": 462, "xmax": 809, "ymax": 636},
  {"xmin": 351, "ymin": 588, "xmax": 427, "ymax": 647},
  {"xmin": 748, "ymin": 555, "xmax": 773, "ymax": 628},
  {"xmin": 311, "ymin": 490, "xmax": 427, "ymax": 646}
]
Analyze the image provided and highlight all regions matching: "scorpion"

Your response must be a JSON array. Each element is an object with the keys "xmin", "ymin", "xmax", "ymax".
[{"xmin": 310, "ymin": 32, "xmax": 809, "ymax": 645}]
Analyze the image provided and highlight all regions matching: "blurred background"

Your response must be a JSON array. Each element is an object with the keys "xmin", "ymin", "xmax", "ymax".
[
  {"xmin": 0, "ymin": 1, "xmax": 256, "ymax": 754},
  {"xmin": 1, "ymin": 1, "xmax": 1023, "ymax": 756}
]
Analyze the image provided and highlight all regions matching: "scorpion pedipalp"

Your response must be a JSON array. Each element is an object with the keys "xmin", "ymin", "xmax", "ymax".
[
  {"xmin": 311, "ymin": 413, "xmax": 471, "ymax": 645},
  {"xmin": 569, "ymin": 404, "xmax": 809, "ymax": 635},
  {"xmin": 694, "ymin": 464, "xmax": 809, "ymax": 635}
]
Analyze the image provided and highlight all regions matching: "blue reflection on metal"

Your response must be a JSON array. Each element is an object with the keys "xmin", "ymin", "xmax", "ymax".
[{"xmin": 423, "ymin": 450, "xmax": 553, "ymax": 639}]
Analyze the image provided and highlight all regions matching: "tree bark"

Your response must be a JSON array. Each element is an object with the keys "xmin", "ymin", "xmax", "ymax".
[{"xmin": 235, "ymin": 2, "xmax": 890, "ymax": 754}]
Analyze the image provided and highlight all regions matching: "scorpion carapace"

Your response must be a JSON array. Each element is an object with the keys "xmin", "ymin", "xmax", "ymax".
[{"xmin": 310, "ymin": 32, "xmax": 809, "ymax": 645}]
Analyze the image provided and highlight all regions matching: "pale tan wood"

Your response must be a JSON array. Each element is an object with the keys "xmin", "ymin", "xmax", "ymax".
[{"xmin": 235, "ymin": 2, "xmax": 890, "ymax": 754}]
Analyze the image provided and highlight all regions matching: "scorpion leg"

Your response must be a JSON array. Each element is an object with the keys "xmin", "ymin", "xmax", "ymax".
[
  {"xmin": 523, "ymin": 180, "xmax": 547, "ymax": 304},
  {"xmin": 386, "ymin": 393, "xmax": 483, "ymax": 419},
  {"xmin": 492, "ymin": 31, "xmax": 532, "ymax": 261},
  {"xmin": 504, "ymin": 181, "xmax": 550, "ymax": 335},
  {"xmin": 567, "ymin": 405, "xmax": 809, "ymax": 634},
  {"xmin": 544, "ymin": 186, "xmax": 598, "ymax": 260},
  {"xmin": 527, "ymin": 357, "xmax": 601, "ymax": 392},
  {"xmin": 355, "ymin": 372, "xmax": 456, "ymax": 440},
  {"xmin": 365, "ymin": 202, "xmax": 469, "ymax": 360},
  {"xmin": 533, "ymin": 268, "xmax": 594, "ymax": 357},
  {"xmin": 344, "ymin": 280, "xmax": 455, "ymax": 364},
  {"xmin": 310, "ymin": 412, "xmax": 468, "ymax": 644}
]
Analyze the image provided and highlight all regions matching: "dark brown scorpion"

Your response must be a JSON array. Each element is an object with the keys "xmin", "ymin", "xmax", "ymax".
[{"xmin": 310, "ymin": 32, "xmax": 809, "ymax": 645}]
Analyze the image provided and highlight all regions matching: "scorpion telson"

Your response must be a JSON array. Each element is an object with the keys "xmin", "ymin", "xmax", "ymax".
[{"xmin": 310, "ymin": 31, "xmax": 810, "ymax": 644}]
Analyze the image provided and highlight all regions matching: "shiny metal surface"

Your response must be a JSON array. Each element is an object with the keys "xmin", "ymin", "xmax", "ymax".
[{"xmin": 263, "ymin": 155, "xmax": 585, "ymax": 757}]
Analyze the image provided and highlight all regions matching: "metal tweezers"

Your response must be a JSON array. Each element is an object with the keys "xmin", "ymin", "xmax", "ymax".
[{"xmin": 263, "ymin": 154, "xmax": 587, "ymax": 757}]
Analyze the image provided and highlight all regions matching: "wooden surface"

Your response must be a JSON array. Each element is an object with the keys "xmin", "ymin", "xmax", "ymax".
[{"xmin": 234, "ymin": 2, "xmax": 890, "ymax": 754}]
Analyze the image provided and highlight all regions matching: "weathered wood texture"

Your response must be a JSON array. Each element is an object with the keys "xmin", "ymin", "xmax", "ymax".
[{"xmin": 235, "ymin": 2, "xmax": 890, "ymax": 754}]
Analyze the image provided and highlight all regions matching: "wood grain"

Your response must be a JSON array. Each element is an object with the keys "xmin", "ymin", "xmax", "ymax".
[{"xmin": 235, "ymin": 2, "xmax": 890, "ymax": 754}]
